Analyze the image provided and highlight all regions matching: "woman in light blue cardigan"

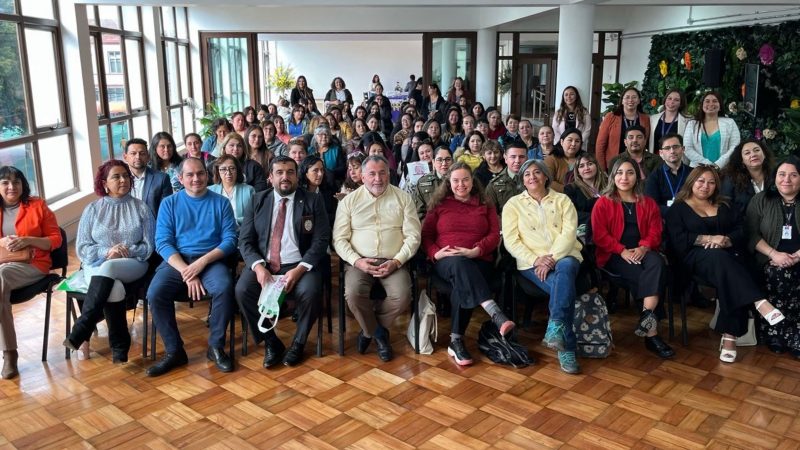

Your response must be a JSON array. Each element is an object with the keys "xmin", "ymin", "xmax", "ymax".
[{"xmin": 208, "ymin": 154, "xmax": 255, "ymax": 227}]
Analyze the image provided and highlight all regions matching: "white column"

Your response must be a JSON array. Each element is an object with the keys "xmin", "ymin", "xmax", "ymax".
[
  {"xmin": 475, "ymin": 26, "xmax": 497, "ymax": 107},
  {"xmin": 555, "ymin": 4, "xmax": 594, "ymax": 110},
  {"xmin": 440, "ymin": 38, "xmax": 456, "ymax": 90}
]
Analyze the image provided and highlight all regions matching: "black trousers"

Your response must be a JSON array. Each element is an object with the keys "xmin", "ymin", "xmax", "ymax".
[
  {"xmin": 433, "ymin": 256, "xmax": 493, "ymax": 335},
  {"xmin": 235, "ymin": 263, "xmax": 322, "ymax": 346}
]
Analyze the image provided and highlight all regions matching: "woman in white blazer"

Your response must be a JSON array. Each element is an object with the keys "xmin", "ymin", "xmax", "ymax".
[
  {"xmin": 683, "ymin": 92, "xmax": 741, "ymax": 169},
  {"xmin": 552, "ymin": 86, "xmax": 592, "ymax": 150},
  {"xmin": 648, "ymin": 89, "xmax": 690, "ymax": 152}
]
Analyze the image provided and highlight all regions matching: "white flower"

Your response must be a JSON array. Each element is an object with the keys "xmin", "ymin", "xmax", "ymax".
[
  {"xmin": 735, "ymin": 47, "xmax": 747, "ymax": 61},
  {"xmin": 728, "ymin": 102, "xmax": 738, "ymax": 113},
  {"xmin": 763, "ymin": 128, "xmax": 777, "ymax": 139}
]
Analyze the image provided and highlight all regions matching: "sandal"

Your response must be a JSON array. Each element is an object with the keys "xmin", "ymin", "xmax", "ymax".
[
  {"xmin": 755, "ymin": 300, "xmax": 785, "ymax": 326},
  {"xmin": 719, "ymin": 336, "xmax": 737, "ymax": 363}
]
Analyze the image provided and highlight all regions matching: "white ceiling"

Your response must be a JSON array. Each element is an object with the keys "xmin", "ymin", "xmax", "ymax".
[{"xmin": 80, "ymin": 0, "xmax": 800, "ymax": 6}]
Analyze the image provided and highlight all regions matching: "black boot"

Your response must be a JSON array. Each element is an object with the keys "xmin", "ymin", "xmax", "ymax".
[
  {"xmin": 104, "ymin": 300, "xmax": 131, "ymax": 363},
  {"xmin": 64, "ymin": 276, "xmax": 116, "ymax": 349}
]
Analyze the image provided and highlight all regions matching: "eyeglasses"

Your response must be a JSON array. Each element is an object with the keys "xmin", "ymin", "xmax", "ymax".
[
  {"xmin": 660, "ymin": 144, "xmax": 683, "ymax": 152},
  {"xmin": 218, "ymin": 166, "xmax": 237, "ymax": 173},
  {"xmin": 434, "ymin": 157, "xmax": 453, "ymax": 163}
]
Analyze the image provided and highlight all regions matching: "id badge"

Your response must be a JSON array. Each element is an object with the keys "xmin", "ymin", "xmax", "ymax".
[
  {"xmin": 667, "ymin": 199, "xmax": 674, "ymax": 207},
  {"xmin": 782, "ymin": 225, "xmax": 792, "ymax": 239}
]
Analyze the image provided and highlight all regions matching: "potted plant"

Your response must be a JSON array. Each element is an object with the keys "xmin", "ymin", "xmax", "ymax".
[
  {"xmin": 601, "ymin": 80, "xmax": 639, "ymax": 115},
  {"xmin": 268, "ymin": 64, "xmax": 296, "ymax": 101},
  {"xmin": 198, "ymin": 102, "xmax": 230, "ymax": 138}
]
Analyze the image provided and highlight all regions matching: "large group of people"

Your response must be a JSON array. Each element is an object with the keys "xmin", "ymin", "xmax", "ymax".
[{"xmin": 0, "ymin": 74, "xmax": 793, "ymax": 381}]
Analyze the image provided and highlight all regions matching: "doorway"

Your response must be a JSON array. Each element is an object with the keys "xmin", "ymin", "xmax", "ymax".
[{"xmin": 514, "ymin": 56, "xmax": 556, "ymax": 125}]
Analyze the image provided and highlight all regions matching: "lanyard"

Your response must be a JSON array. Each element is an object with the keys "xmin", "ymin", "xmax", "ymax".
[
  {"xmin": 663, "ymin": 165, "xmax": 685, "ymax": 199},
  {"xmin": 660, "ymin": 114, "xmax": 676, "ymax": 137}
]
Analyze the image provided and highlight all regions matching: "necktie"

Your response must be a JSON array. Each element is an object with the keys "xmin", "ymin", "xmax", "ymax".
[{"xmin": 269, "ymin": 198, "xmax": 287, "ymax": 273}]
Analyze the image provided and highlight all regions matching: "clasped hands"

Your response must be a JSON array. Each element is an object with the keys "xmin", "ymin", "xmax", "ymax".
[
  {"xmin": 181, "ymin": 258, "xmax": 209, "ymax": 301},
  {"xmin": 0, "ymin": 235, "xmax": 29, "ymax": 252},
  {"xmin": 355, "ymin": 257, "xmax": 401, "ymax": 278},
  {"xmin": 699, "ymin": 234, "xmax": 731, "ymax": 249},
  {"xmin": 620, "ymin": 246, "xmax": 649, "ymax": 265},
  {"xmin": 533, "ymin": 254, "xmax": 556, "ymax": 281},
  {"xmin": 434, "ymin": 245, "xmax": 480, "ymax": 261},
  {"xmin": 106, "ymin": 243, "xmax": 129, "ymax": 259},
  {"xmin": 770, "ymin": 250, "xmax": 800, "ymax": 269}
]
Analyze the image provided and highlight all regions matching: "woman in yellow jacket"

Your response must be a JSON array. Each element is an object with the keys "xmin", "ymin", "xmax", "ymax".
[{"xmin": 502, "ymin": 159, "xmax": 583, "ymax": 374}]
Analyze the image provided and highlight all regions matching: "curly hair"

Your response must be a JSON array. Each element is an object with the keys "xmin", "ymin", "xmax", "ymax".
[
  {"xmin": 721, "ymin": 138, "xmax": 774, "ymax": 193},
  {"xmin": 94, "ymin": 159, "xmax": 133, "ymax": 197}
]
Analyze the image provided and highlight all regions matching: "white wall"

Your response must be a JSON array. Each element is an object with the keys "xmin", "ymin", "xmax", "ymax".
[{"xmin": 269, "ymin": 38, "xmax": 421, "ymax": 103}]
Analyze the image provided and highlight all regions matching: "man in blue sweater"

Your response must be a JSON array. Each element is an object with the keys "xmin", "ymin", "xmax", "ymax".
[{"xmin": 146, "ymin": 157, "xmax": 239, "ymax": 377}]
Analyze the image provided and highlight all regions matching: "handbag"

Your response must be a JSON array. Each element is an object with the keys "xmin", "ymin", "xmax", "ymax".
[
  {"xmin": 406, "ymin": 290, "xmax": 437, "ymax": 354},
  {"xmin": 0, "ymin": 246, "xmax": 33, "ymax": 264},
  {"xmin": 709, "ymin": 300, "xmax": 757, "ymax": 346}
]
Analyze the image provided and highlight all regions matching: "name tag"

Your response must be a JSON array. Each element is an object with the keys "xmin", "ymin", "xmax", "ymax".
[
  {"xmin": 666, "ymin": 199, "xmax": 674, "ymax": 207},
  {"xmin": 783, "ymin": 225, "xmax": 792, "ymax": 240}
]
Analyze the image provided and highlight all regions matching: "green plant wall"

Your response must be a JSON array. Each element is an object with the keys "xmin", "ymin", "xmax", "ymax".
[{"xmin": 641, "ymin": 19, "xmax": 800, "ymax": 156}]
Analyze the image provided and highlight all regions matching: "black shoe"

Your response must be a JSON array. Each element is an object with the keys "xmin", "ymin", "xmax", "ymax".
[
  {"xmin": 356, "ymin": 331, "xmax": 372, "ymax": 354},
  {"xmin": 447, "ymin": 338, "xmax": 473, "ymax": 366},
  {"xmin": 635, "ymin": 309, "xmax": 658, "ymax": 337},
  {"xmin": 207, "ymin": 347, "xmax": 234, "ymax": 373},
  {"xmin": 373, "ymin": 326, "xmax": 393, "ymax": 362},
  {"xmin": 146, "ymin": 349, "xmax": 188, "ymax": 377},
  {"xmin": 767, "ymin": 337, "xmax": 785, "ymax": 354},
  {"xmin": 644, "ymin": 335, "xmax": 675, "ymax": 359},
  {"xmin": 104, "ymin": 301, "xmax": 130, "ymax": 364},
  {"xmin": 263, "ymin": 340, "xmax": 285, "ymax": 368},
  {"xmin": 282, "ymin": 342, "xmax": 305, "ymax": 366}
]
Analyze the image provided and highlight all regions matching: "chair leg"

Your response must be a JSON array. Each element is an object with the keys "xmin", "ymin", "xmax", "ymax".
[
  {"xmin": 142, "ymin": 299, "xmax": 149, "ymax": 359},
  {"xmin": 667, "ymin": 287, "xmax": 675, "ymax": 341},
  {"xmin": 150, "ymin": 313, "xmax": 157, "ymax": 361},
  {"xmin": 681, "ymin": 290, "xmax": 689, "ymax": 346},
  {"xmin": 338, "ymin": 265, "xmax": 345, "ymax": 356},
  {"xmin": 316, "ymin": 303, "xmax": 323, "ymax": 357},
  {"xmin": 241, "ymin": 314, "xmax": 248, "ymax": 356},
  {"xmin": 325, "ymin": 279, "xmax": 333, "ymax": 334},
  {"xmin": 65, "ymin": 294, "xmax": 74, "ymax": 360},
  {"xmin": 228, "ymin": 316, "xmax": 235, "ymax": 362},
  {"xmin": 42, "ymin": 289, "xmax": 52, "ymax": 362}
]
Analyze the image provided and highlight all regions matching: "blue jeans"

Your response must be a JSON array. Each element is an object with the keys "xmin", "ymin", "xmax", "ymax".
[
  {"xmin": 520, "ymin": 256, "xmax": 580, "ymax": 351},
  {"xmin": 147, "ymin": 258, "xmax": 234, "ymax": 353}
]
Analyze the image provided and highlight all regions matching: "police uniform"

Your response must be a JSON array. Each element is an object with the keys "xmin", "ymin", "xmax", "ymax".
[
  {"xmin": 486, "ymin": 168, "xmax": 522, "ymax": 217},
  {"xmin": 414, "ymin": 172, "xmax": 442, "ymax": 220}
]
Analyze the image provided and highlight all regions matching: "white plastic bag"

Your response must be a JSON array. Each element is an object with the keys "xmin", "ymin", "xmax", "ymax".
[{"xmin": 257, "ymin": 276, "xmax": 287, "ymax": 333}]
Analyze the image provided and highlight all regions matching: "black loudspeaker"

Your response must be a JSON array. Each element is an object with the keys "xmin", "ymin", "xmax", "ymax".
[{"xmin": 703, "ymin": 49, "xmax": 724, "ymax": 88}]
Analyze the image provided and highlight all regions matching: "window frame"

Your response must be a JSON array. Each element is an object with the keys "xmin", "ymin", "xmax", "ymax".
[
  {"xmin": 0, "ymin": 1, "xmax": 77, "ymax": 203},
  {"xmin": 161, "ymin": 6, "xmax": 194, "ymax": 145}
]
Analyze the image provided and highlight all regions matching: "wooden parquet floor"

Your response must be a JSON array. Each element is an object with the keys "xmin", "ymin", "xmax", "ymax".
[{"xmin": 2, "ymin": 246, "xmax": 800, "ymax": 449}]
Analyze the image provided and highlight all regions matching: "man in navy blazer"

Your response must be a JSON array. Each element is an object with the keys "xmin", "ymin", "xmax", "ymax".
[
  {"xmin": 236, "ymin": 155, "xmax": 330, "ymax": 367},
  {"xmin": 123, "ymin": 138, "xmax": 173, "ymax": 217}
]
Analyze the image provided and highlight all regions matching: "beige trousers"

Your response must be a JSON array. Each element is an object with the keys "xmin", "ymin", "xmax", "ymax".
[
  {"xmin": 0, "ymin": 263, "xmax": 46, "ymax": 351},
  {"xmin": 344, "ymin": 263, "xmax": 411, "ymax": 336}
]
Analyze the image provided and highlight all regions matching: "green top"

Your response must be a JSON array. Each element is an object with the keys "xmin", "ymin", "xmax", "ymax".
[{"xmin": 701, "ymin": 130, "xmax": 721, "ymax": 163}]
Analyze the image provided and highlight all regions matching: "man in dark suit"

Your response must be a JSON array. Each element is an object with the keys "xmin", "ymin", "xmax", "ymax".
[
  {"xmin": 123, "ymin": 138, "xmax": 173, "ymax": 217},
  {"xmin": 236, "ymin": 155, "xmax": 330, "ymax": 367}
]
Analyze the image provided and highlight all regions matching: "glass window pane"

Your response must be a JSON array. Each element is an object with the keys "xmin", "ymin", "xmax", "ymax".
[
  {"xmin": 170, "ymin": 108, "xmax": 183, "ymax": 143},
  {"xmin": 519, "ymin": 33, "xmax": 558, "ymax": 54},
  {"xmin": 161, "ymin": 7, "xmax": 175, "ymax": 38},
  {"xmin": 0, "ymin": 143, "xmax": 37, "ymax": 195},
  {"xmin": 182, "ymin": 105, "xmax": 193, "ymax": 136},
  {"xmin": 110, "ymin": 121, "xmax": 129, "ymax": 159},
  {"xmin": 98, "ymin": 5, "xmax": 120, "ymax": 29},
  {"xmin": 90, "ymin": 36, "xmax": 102, "ymax": 116},
  {"xmin": 20, "ymin": 0, "xmax": 54, "ymax": 20},
  {"xmin": 0, "ymin": 0, "xmax": 15, "ymax": 15},
  {"xmin": 431, "ymin": 37, "xmax": 471, "ymax": 97},
  {"xmin": 602, "ymin": 58, "xmax": 618, "ymax": 85},
  {"xmin": 132, "ymin": 115, "xmax": 149, "ymax": 140},
  {"xmin": 121, "ymin": 6, "xmax": 140, "ymax": 32},
  {"xmin": 208, "ymin": 37, "xmax": 251, "ymax": 112},
  {"xmin": 39, "ymin": 134, "xmax": 74, "ymax": 198},
  {"xmin": 0, "ymin": 21, "xmax": 29, "ymax": 139},
  {"xmin": 592, "ymin": 33, "xmax": 599, "ymax": 54},
  {"xmin": 176, "ymin": 7, "xmax": 187, "ymax": 40},
  {"xmin": 178, "ymin": 44, "xmax": 189, "ymax": 102},
  {"xmin": 165, "ymin": 41, "xmax": 179, "ymax": 105},
  {"xmin": 87, "ymin": 5, "xmax": 97, "ymax": 26},
  {"xmin": 103, "ymin": 34, "xmax": 127, "ymax": 118},
  {"xmin": 99, "ymin": 125, "xmax": 110, "ymax": 161},
  {"xmin": 496, "ymin": 60, "xmax": 512, "ymax": 118},
  {"xmin": 24, "ymin": 29, "xmax": 62, "ymax": 128},
  {"xmin": 125, "ymin": 39, "xmax": 144, "ymax": 110},
  {"xmin": 498, "ymin": 33, "xmax": 513, "ymax": 57},
  {"xmin": 604, "ymin": 33, "xmax": 619, "ymax": 56}
]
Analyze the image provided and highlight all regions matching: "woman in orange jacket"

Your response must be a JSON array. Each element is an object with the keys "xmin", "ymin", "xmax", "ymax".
[{"xmin": 596, "ymin": 87, "xmax": 651, "ymax": 172}]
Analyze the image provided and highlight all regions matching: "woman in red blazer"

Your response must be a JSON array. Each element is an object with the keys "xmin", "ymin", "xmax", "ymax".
[{"xmin": 591, "ymin": 157, "xmax": 674, "ymax": 359}]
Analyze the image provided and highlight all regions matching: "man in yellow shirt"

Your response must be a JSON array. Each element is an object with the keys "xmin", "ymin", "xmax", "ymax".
[{"xmin": 333, "ymin": 155, "xmax": 421, "ymax": 361}]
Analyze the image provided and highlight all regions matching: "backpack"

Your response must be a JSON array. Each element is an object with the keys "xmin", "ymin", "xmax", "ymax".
[
  {"xmin": 477, "ymin": 320, "xmax": 534, "ymax": 368},
  {"xmin": 573, "ymin": 292, "xmax": 613, "ymax": 358}
]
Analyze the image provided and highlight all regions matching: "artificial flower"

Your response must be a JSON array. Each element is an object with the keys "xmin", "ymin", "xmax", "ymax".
[
  {"xmin": 759, "ymin": 44, "xmax": 775, "ymax": 66},
  {"xmin": 683, "ymin": 52, "xmax": 692, "ymax": 70},
  {"xmin": 728, "ymin": 102, "xmax": 738, "ymax": 114},
  {"xmin": 735, "ymin": 47, "xmax": 747, "ymax": 61},
  {"xmin": 791, "ymin": 99, "xmax": 800, "ymax": 109},
  {"xmin": 755, "ymin": 129, "xmax": 763, "ymax": 140},
  {"xmin": 659, "ymin": 60, "xmax": 668, "ymax": 78},
  {"xmin": 650, "ymin": 98, "xmax": 658, "ymax": 107},
  {"xmin": 763, "ymin": 129, "xmax": 777, "ymax": 140}
]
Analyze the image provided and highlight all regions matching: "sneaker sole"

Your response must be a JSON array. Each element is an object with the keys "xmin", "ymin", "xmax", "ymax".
[
  {"xmin": 542, "ymin": 338, "xmax": 566, "ymax": 352},
  {"xmin": 447, "ymin": 346, "xmax": 473, "ymax": 366}
]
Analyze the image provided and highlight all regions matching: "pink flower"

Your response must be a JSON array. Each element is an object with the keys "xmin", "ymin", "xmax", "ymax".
[
  {"xmin": 759, "ymin": 44, "xmax": 775, "ymax": 66},
  {"xmin": 755, "ymin": 129, "xmax": 763, "ymax": 140}
]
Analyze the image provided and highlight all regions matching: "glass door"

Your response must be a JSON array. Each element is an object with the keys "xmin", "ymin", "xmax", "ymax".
[
  {"xmin": 201, "ymin": 33, "xmax": 257, "ymax": 113},
  {"xmin": 514, "ymin": 56, "xmax": 556, "ymax": 125},
  {"xmin": 423, "ymin": 33, "xmax": 476, "ymax": 99}
]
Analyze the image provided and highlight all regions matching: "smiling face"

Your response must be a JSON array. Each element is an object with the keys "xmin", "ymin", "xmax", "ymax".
[
  {"xmin": 427, "ymin": 122, "xmax": 441, "ymax": 140},
  {"xmin": 217, "ymin": 159, "xmax": 238, "ymax": 188},
  {"xmin": 316, "ymin": 132, "xmax": 330, "ymax": 148},
  {"xmin": 613, "ymin": 161, "xmax": 637, "ymax": 193},
  {"xmin": 270, "ymin": 161, "xmax": 298, "ymax": 196},
  {"xmin": 741, "ymin": 141, "xmax": 764, "ymax": 171},
  {"xmin": 288, "ymin": 144, "xmax": 307, "ymax": 165},
  {"xmin": 185, "ymin": 135, "xmax": 202, "ymax": 158},
  {"xmin": 702, "ymin": 94, "xmax": 721, "ymax": 115},
  {"xmin": 417, "ymin": 143, "xmax": 433, "ymax": 162},
  {"xmin": 663, "ymin": 91, "xmax": 682, "ymax": 113},
  {"xmin": 362, "ymin": 159, "xmax": 389, "ymax": 197},
  {"xmin": 488, "ymin": 111, "xmax": 500, "ymax": 128},
  {"xmin": 561, "ymin": 133, "xmax": 583, "ymax": 158},
  {"xmin": 483, "ymin": 147, "xmax": 500, "ymax": 166},
  {"xmin": 690, "ymin": 169, "xmax": 717, "ymax": 201},
  {"xmin": 518, "ymin": 120, "xmax": 532, "ymax": 139},
  {"xmin": 538, "ymin": 126, "xmax": 554, "ymax": 146},
  {"xmin": 563, "ymin": 87, "xmax": 577, "ymax": 107},
  {"xmin": 0, "ymin": 176, "xmax": 22, "ymax": 205},
  {"xmin": 449, "ymin": 168, "xmax": 473, "ymax": 202},
  {"xmin": 354, "ymin": 120, "xmax": 367, "ymax": 136},
  {"xmin": 523, "ymin": 163, "xmax": 547, "ymax": 195},
  {"xmin": 506, "ymin": 118, "xmax": 519, "ymax": 134},
  {"xmin": 215, "ymin": 125, "xmax": 229, "ymax": 141},
  {"xmin": 248, "ymin": 128, "xmax": 264, "ymax": 150},
  {"xmin": 621, "ymin": 89, "xmax": 640, "ymax": 113},
  {"xmin": 334, "ymin": 78, "xmax": 344, "ymax": 90},
  {"xmin": 468, "ymin": 134, "xmax": 483, "ymax": 154},
  {"xmin": 433, "ymin": 149, "xmax": 453, "ymax": 176},
  {"xmin": 263, "ymin": 124, "xmax": 277, "ymax": 142},
  {"xmin": 577, "ymin": 157, "xmax": 597, "ymax": 183},
  {"xmin": 224, "ymin": 138, "xmax": 244, "ymax": 159},
  {"xmin": 367, "ymin": 117, "xmax": 379, "ymax": 132},
  {"xmin": 462, "ymin": 116, "xmax": 475, "ymax": 134},
  {"xmin": 624, "ymin": 130, "xmax": 646, "ymax": 155},
  {"xmin": 504, "ymin": 147, "xmax": 527, "ymax": 174},
  {"xmin": 367, "ymin": 143, "xmax": 384, "ymax": 158},
  {"xmin": 776, "ymin": 162, "xmax": 800, "ymax": 200},
  {"xmin": 305, "ymin": 160, "xmax": 325, "ymax": 188},
  {"xmin": 178, "ymin": 159, "xmax": 208, "ymax": 196}
]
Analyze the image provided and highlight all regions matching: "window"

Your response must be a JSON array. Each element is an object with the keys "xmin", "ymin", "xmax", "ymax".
[
  {"xmin": 107, "ymin": 50, "xmax": 122, "ymax": 73},
  {"xmin": 162, "ymin": 7, "xmax": 194, "ymax": 145},
  {"xmin": 0, "ymin": 1, "xmax": 77, "ymax": 201},
  {"xmin": 88, "ymin": 5, "xmax": 148, "ymax": 161}
]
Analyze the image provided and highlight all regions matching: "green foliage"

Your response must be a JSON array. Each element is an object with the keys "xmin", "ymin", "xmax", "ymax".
[
  {"xmin": 601, "ymin": 81, "xmax": 639, "ymax": 115},
  {"xmin": 497, "ymin": 62, "xmax": 512, "ymax": 96},
  {"xmin": 641, "ymin": 19, "xmax": 800, "ymax": 157},
  {"xmin": 198, "ymin": 102, "xmax": 230, "ymax": 138},
  {"xmin": 268, "ymin": 64, "xmax": 295, "ymax": 98}
]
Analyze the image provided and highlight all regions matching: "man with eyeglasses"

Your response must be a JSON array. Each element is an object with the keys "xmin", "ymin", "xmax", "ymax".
[
  {"xmin": 645, "ymin": 133, "xmax": 692, "ymax": 217},
  {"xmin": 608, "ymin": 125, "xmax": 662, "ymax": 180},
  {"xmin": 146, "ymin": 157, "xmax": 239, "ymax": 377},
  {"xmin": 414, "ymin": 146, "xmax": 453, "ymax": 220}
]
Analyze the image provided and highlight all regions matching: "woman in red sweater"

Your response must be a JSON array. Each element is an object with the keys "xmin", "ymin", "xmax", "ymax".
[
  {"xmin": 421, "ymin": 162, "xmax": 509, "ymax": 366},
  {"xmin": 591, "ymin": 157, "xmax": 674, "ymax": 359}
]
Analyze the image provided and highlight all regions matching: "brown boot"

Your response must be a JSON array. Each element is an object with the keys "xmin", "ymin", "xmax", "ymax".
[{"xmin": 2, "ymin": 350, "xmax": 19, "ymax": 379}]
